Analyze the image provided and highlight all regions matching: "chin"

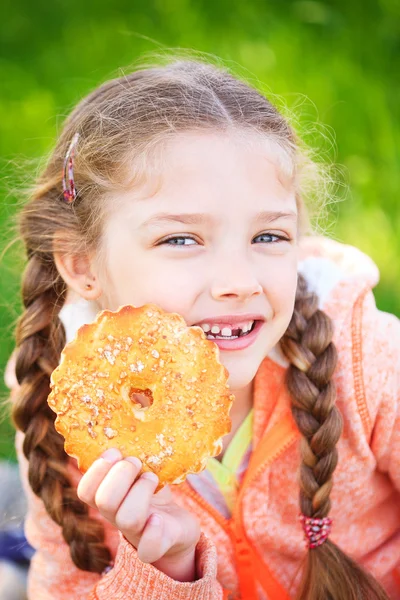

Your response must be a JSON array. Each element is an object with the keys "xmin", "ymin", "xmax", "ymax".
[
  {"xmin": 225, "ymin": 361, "xmax": 264, "ymax": 392},
  {"xmin": 218, "ymin": 331, "xmax": 279, "ymax": 392}
]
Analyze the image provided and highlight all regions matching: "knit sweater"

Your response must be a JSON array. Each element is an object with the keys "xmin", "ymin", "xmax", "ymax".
[{"xmin": 11, "ymin": 236, "xmax": 400, "ymax": 599}]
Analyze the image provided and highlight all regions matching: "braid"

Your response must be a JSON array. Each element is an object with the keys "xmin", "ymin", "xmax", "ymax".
[
  {"xmin": 12, "ymin": 254, "xmax": 111, "ymax": 573},
  {"xmin": 280, "ymin": 274, "xmax": 389, "ymax": 600}
]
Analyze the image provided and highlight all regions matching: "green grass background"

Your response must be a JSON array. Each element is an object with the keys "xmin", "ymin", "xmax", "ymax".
[{"xmin": 1, "ymin": 0, "xmax": 399, "ymax": 460}]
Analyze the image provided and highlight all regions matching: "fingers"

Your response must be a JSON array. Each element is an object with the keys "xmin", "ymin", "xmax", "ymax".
[
  {"xmin": 95, "ymin": 457, "xmax": 142, "ymax": 521},
  {"xmin": 137, "ymin": 513, "xmax": 167, "ymax": 563},
  {"xmin": 77, "ymin": 451, "xmax": 200, "ymax": 571},
  {"xmin": 153, "ymin": 484, "xmax": 173, "ymax": 504},
  {"xmin": 77, "ymin": 448, "xmax": 123, "ymax": 508},
  {"xmin": 114, "ymin": 472, "xmax": 159, "ymax": 534},
  {"xmin": 77, "ymin": 447, "xmax": 159, "ymax": 542}
]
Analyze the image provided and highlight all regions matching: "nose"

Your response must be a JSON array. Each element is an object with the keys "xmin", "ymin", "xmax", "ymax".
[{"xmin": 210, "ymin": 264, "xmax": 263, "ymax": 302}]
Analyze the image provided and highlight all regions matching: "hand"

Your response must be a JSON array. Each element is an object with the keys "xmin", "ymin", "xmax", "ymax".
[{"xmin": 77, "ymin": 448, "xmax": 201, "ymax": 581}]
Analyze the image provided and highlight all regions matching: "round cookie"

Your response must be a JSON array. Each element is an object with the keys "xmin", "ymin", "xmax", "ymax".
[{"xmin": 48, "ymin": 304, "xmax": 233, "ymax": 488}]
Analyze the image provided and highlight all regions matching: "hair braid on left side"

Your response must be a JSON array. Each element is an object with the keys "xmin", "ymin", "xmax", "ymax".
[{"xmin": 12, "ymin": 253, "xmax": 112, "ymax": 573}]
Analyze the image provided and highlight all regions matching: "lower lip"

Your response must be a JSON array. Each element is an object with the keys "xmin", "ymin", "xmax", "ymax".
[{"xmin": 206, "ymin": 320, "xmax": 264, "ymax": 351}]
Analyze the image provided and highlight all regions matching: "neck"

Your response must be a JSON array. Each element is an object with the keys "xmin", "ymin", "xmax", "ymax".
[
  {"xmin": 230, "ymin": 381, "xmax": 254, "ymax": 420},
  {"xmin": 216, "ymin": 380, "xmax": 254, "ymax": 460}
]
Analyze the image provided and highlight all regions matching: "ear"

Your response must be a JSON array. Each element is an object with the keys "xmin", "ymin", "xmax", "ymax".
[{"xmin": 53, "ymin": 250, "xmax": 102, "ymax": 301}]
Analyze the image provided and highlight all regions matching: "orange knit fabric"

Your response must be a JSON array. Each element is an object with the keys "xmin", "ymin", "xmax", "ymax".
[{"xmin": 13, "ymin": 238, "xmax": 400, "ymax": 599}]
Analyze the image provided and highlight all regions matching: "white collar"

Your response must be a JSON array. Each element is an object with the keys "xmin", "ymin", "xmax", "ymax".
[{"xmin": 59, "ymin": 298, "xmax": 100, "ymax": 344}]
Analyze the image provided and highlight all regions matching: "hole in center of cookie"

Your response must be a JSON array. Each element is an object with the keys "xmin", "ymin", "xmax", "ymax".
[{"xmin": 129, "ymin": 387, "xmax": 153, "ymax": 409}]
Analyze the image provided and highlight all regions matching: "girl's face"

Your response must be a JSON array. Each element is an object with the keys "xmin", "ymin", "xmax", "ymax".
[{"xmin": 97, "ymin": 131, "xmax": 299, "ymax": 391}]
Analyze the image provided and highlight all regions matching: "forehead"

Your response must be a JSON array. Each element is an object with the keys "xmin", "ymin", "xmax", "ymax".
[{"xmin": 114, "ymin": 130, "xmax": 297, "ymax": 222}]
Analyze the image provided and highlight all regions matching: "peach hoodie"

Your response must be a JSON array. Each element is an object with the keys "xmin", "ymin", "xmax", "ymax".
[{"xmin": 10, "ymin": 237, "xmax": 400, "ymax": 599}]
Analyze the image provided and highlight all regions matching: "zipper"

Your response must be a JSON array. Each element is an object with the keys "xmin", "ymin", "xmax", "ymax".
[
  {"xmin": 182, "ymin": 413, "xmax": 299, "ymax": 529},
  {"xmin": 231, "ymin": 417, "xmax": 298, "ymax": 600},
  {"xmin": 185, "ymin": 413, "xmax": 300, "ymax": 599},
  {"xmin": 183, "ymin": 421, "xmax": 297, "ymax": 524},
  {"xmin": 182, "ymin": 414, "xmax": 299, "ymax": 600},
  {"xmin": 351, "ymin": 286, "xmax": 371, "ymax": 440}
]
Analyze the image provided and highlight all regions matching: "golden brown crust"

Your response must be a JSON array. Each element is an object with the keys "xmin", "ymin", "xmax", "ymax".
[{"xmin": 47, "ymin": 304, "xmax": 233, "ymax": 488}]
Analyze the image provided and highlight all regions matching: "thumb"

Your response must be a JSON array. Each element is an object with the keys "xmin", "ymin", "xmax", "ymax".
[{"xmin": 137, "ymin": 513, "xmax": 171, "ymax": 564}]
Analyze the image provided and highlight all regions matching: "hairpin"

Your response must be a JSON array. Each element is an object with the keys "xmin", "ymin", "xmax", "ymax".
[{"xmin": 62, "ymin": 132, "xmax": 80, "ymax": 204}]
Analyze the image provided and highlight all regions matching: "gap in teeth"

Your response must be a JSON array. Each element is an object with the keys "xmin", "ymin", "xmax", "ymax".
[
  {"xmin": 204, "ymin": 320, "xmax": 255, "ymax": 339},
  {"xmin": 207, "ymin": 334, "xmax": 239, "ymax": 340}
]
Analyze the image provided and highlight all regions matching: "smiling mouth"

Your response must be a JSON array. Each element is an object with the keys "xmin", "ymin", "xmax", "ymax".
[{"xmin": 198, "ymin": 320, "xmax": 257, "ymax": 340}]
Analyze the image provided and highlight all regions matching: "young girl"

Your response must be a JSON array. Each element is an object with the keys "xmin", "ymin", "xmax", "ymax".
[{"xmin": 7, "ymin": 57, "xmax": 400, "ymax": 600}]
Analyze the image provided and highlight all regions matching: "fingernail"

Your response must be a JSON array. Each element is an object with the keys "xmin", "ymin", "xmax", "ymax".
[
  {"xmin": 141, "ymin": 471, "xmax": 159, "ymax": 483},
  {"xmin": 101, "ymin": 448, "xmax": 122, "ymax": 462},
  {"xmin": 125, "ymin": 457, "xmax": 142, "ymax": 469}
]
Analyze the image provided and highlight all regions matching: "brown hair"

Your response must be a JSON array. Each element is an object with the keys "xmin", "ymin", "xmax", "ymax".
[{"xmin": 11, "ymin": 56, "xmax": 389, "ymax": 597}]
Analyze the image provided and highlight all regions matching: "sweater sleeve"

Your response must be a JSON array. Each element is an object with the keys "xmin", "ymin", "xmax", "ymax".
[
  {"xmin": 15, "ymin": 433, "xmax": 223, "ymax": 600},
  {"xmin": 88, "ymin": 533, "xmax": 222, "ymax": 600},
  {"xmin": 361, "ymin": 291, "xmax": 400, "ymax": 489}
]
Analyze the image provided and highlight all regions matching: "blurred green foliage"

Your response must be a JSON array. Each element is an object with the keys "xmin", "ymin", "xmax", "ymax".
[{"xmin": 1, "ymin": 0, "xmax": 399, "ymax": 459}]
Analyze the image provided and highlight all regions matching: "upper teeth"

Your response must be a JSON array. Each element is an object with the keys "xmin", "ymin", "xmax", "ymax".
[{"xmin": 199, "ymin": 321, "xmax": 254, "ymax": 336}]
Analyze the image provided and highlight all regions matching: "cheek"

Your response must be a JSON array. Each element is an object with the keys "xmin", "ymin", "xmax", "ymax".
[
  {"xmin": 269, "ymin": 276, "xmax": 297, "ymax": 319},
  {"xmin": 264, "ymin": 257, "xmax": 298, "ymax": 321},
  {"xmin": 140, "ymin": 267, "xmax": 198, "ymax": 315},
  {"xmin": 102, "ymin": 251, "xmax": 203, "ymax": 317}
]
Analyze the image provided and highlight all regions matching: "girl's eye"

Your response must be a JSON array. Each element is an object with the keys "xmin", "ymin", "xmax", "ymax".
[
  {"xmin": 158, "ymin": 233, "xmax": 290, "ymax": 246},
  {"xmin": 252, "ymin": 233, "xmax": 288, "ymax": 244},
  {"xmin": 160, "ymin": 236, "xmax": 198, "ymax": 246}
]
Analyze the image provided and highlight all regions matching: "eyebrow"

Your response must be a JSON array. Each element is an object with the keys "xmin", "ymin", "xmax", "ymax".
[{"xmin": 140, "ymin": 210, "xmax": 297, "ymax": 228}]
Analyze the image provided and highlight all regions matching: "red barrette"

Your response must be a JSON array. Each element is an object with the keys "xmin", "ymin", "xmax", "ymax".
[
  {"xmin": 299, "ymin": 514, "xmax": 332, "ymax": 549},
  {"xmin": 62, "ymin": 133, "xmax": 80, "ymax": 203}
]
